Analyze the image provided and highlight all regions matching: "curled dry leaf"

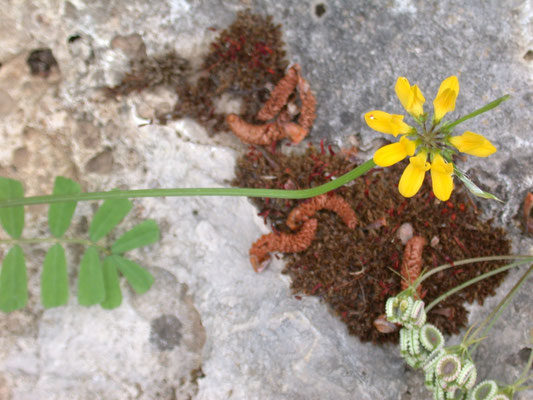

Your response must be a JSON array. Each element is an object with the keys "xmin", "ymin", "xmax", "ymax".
[
  {"xmin": 249, "ymin": 219, "xmax": 318, "ymax": 272},
  {"xmin": 400, "ymin": 236, "xmax": 427, "ymax": 298},
  {"xmin": 286, "ymin": 193, "xmax": 357, "ymax": 231},
  {"xmin": 524, "ymin": 192, "xmax": 533, "ymax": 235}
]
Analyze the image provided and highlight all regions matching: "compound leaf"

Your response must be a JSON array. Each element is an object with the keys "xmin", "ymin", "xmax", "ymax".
[
  {"xmin": 41, "ymin": 244, "xmax": 69, "ymax": 308},
  {"xmin": 0, "ymin": 245, "xmax": 28, "ymax": 312},
  {"xmin": 111, "ymin": 219, "xmax": 160, "ymax": 254},
  {"xmin": 100, "ymin": 256, "xmax": 122, "ymax": 309},
  {"xmin": 109, "ymin": 255, "xmax": 154, "ymax": 294},
  {"xmin": 89, "ymin": 197, "xmax": 132, "ymax": 242},
  {"xmin": 77, "ymin": 247, "xmax": 105, "ymax": 306},
  {"xmin": 0, "ymin": 177, "xmax": 25, "ymax": 238},
  {"xmin": 48, "ymin": 177, "xmax": 81, "ymax": 238}
]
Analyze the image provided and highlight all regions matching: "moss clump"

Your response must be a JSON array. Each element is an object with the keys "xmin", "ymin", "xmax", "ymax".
[{"xmin": 233, "ymin": 145, "xmax": 510, "ymax": 344}]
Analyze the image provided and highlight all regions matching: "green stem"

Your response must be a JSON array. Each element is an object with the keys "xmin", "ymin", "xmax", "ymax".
[
  {"xmin": 470, "ymin": 262, "xmax": 533, "ymax": 353},
  {"xmin": 424, "ymin": 259, "xmax": 532, "ymax": 312},
  {"xmin": 446, "ymin": 94, "xmax": 510, "ymax": 130},
  {"xmin": 0, "ymin": 237, "xmax": 109, "ymax": 254},
  {"xmin": 0, "ymin": 159, "xmax": 377, "ymax": 208},
  {"xmin": 418, "ymin": 255, "xmax": 533, "ymax": 284}
]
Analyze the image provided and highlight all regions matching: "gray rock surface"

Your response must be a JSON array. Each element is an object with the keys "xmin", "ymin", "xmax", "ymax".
[{"xmin": 0, "ymin": 0, "xmax": 532, "ymax": 399}]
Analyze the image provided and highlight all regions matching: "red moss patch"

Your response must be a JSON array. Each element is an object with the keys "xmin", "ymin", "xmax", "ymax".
[{"xmin": 233, "ymin": 145, "xmax": 510, "ymax": 344}]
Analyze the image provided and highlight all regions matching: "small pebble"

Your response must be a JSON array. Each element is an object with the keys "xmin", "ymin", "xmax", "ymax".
[{"xmin": 396, "ymin": 222, "xmax": 414, "ymax": 244}]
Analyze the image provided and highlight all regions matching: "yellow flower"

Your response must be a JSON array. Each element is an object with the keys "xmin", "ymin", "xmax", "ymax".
[
  {"xmin": 433, "ymin": 76, "xmax": 459, "ymax": 122},
  {"xmin": 395, "ymin": 77, "xmax": 425, "ymax": 118},
  {"xmin": 430, "ymin": 154, "xmax": 454, "ymax": 201},
  {"xmin": 398, "ymin": 152, "xmax": 431, "ymax": 198},
  {"xmin": 449, "ymin": 131, "xmax": 497, "ymax": 157},
  {"xmin": 364, "ymin": 110, "xmax": 412, "ymax": 137},
  {"xmin": 373, "ymin": 136, "xmax": 416, "ymax": 167}
]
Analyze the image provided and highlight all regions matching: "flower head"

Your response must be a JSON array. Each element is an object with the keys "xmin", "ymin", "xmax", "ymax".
[{"xmin": 365, "ymin": 75, "xmax": 500, "ymax": 201}]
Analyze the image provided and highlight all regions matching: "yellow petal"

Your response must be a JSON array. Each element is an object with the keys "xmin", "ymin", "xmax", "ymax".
[
  {"xmin": 373, "ymin": 136, "xmax": 417, "ymax": 167},
  {"xmin": 398, "ymin": 153, "xmax": 430, "ymax": 198},
  {"xmin": 433, "ymin": 76, "xmax": 459, "ymax": 121},
  {"xmin": 395, "ymin": 77, "xmax": 425, "ymax": 117},
  {"xmin": 365, "ymin": 110, "xmax": 413, "ymax": 137},
  {"xmin": 449, "ymin": 131, "xmax": 497, "ymax": 157},
  {"xmin": 430, "ymin": 154, "xmax": 454, "ymax": 201}
]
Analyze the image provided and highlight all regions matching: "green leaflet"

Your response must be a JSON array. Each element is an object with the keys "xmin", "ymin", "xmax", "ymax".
[
  {"xmin": 108, "ymin": 255, "xmax": 154, "ymax": 294},
  {"xmin": 48, "ymin": 177, "xmax": 81, "ymax": 238},
  {"xmin": 41, "ymin": 244, "xmax": 69, "ymax": 308},
  {"xmin": 454, "ymin": 167, "xmax": 503, "ymax": 202},
  {"xmin": 77, "ymin": 247, "xmax": 105, "ymax": 306},
  {"xmin": 111, "ymin": 219, "xmax": 160, "ymax": 254},
  {"xmin": 100, "ymin": 256, "xmax": 122, "ymax": 309},
  {"xmin": 89, "ymin": 197, "xmax": 133, "ymax": 242},
  {"xmin": 0, "ymin": 177, "xmax": 25, "ymax": 238},
  {"xmin": 0, "ymin": 245, "xmax": 28, "ymax": 312}
]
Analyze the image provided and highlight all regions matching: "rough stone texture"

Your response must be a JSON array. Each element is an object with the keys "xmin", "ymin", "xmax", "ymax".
[{"xmin": 0, "ymin": 1, "xmax": 532, "ymax": 399}]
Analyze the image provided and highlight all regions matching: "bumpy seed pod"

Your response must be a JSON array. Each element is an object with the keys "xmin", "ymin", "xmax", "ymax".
[
  {"xmin": 408, "ymin": 327, "xmax": 422, "ymax": 356},
  {"xmin": 256, "ymin": 64, "xmax": 300, "ymax": 121},
  {"xmin": 435, "ymin": 354, "xmax": 461, "ymax": 383},
  {"xmin": 249, "ymin": 218, "xmax": 318, "ymax": 272},
  {"xmin": 286, "ymin": 193, "xmax": 357, "ymax": 230},
  {"xmin": 456, "ymin": 361, "xmax": 477, "ymax": 389},
  {"xmin": 470, "ymin": 380, "xmax": 498, "ymax": 400},
  {"xmin": 226, "ymin": 114, "xmax": 286, "ymax": 145},
  {"xmin": 385, "ymin": 296, "xmax": 400, "ymax": 323},
  {"xmin": 423, "ymin": 348, "xmax": 446, "ymax": 373},
  {"xmin": 410, "ymin": 299, "xmax": 427, "ymax": 327},
  {"xmin": 296, "ymin": 73, "xmax": 317, "ymax": 131},
  {"xmin": 401, "ymin": 236, "xmax": 427, "ymax": 297},
  {"xmin": 420, "ymin": 324, "xmax": 445, "ymax": 352}
]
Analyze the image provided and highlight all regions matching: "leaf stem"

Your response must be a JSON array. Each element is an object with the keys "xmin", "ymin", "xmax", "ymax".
[
  {"xmin": 0, "ymin": 237, "xmax": 110, "ymax": 255},
  {"xmin": 446, "ymin": 94, "xmax": 510, "ymax": 130},
  {"xmin": 424, "ymin": 259, "xmax": 532, "ymax": 312},
  {"xmin": 469, "ymin": 262, "xmax": 533, "ymax": 353},
  {"xmin": 0, "ymin": 159, "xmax": 377, "ymax": 208}
]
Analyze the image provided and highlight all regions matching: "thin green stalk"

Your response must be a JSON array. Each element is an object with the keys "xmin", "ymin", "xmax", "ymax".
[
  {"xmin": 0, "ymin": 159, "xmax": 377, "ymax": 208},
  {"xmin": 424, "ymin": 260, "xmax": 532, "ymax": 312},
  {"xmin": 470, "ymin": 263, "xmax": 533, "ymax": 353},
  {"xmin": 418, "ymin": 254, "xmax": 533, "ymax": 284},
  {"xmin": 446, "ymin": 94, "xmax": 510, "ymax": 130},
  {"xmin": 0, "ymin": 237, "xmax": 109, "ymax": 254}
]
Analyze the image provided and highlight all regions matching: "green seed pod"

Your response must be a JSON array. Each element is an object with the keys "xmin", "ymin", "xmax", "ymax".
[
  {"xmin": 457, "ymin": 361, "xmax": 476, "ymax": 388},
  {"xmin": 469, "ymin": 380, "xmax": 498, "ymax": 400},
  {"xmin": 436, "ymin": 354, "xmax": 461, "ymax": 383},
  {"xmin": 399, "ymin": 327, "xmax": 410, "ymax": 355},
  {"xmin": 386, "ymin": 296, "xmax": 399, "ymax": 322},
  {"xmin": 423, "ymin": 348, "xmax": 446, "ymax": 372},
  {"xmin": 420, "ymin": 323, "xmax": 445, "ymax": 352},
  {"xmin": 410, "ymin": 299, "xmax": 426, "ymax": 326},
  {"xmin": 409, "ymin": 327, "xmax": 422, "ymax": 356}
]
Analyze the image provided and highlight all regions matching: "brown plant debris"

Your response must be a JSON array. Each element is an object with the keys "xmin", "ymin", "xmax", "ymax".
[
  {"xmin": 524, "ymin": 192, "xmax": 533, "ymax": 235},
  {"xmin": 105, "ymin": 51, "xmax": 190, "ymax": 97},
  {"xmin": 286, "ymin": 193, "xmax": 357, "ymax": 230},
  {"xmin": 233, "ymin": 145, "xmax": 511, "ymax": 343},
  {"xmin": 226, "ymin": 63, "xmax": 316, "ymax": 145},
  {"xmin": 106, "ymin": 10, "xmax": 289, "ymax": 134},
  {"xmin": 400, "ymin": 236, "xmax": 427, "ymax": 298},
  {"xmin": 249, "ymin": 219, "xmax": 318, "ymax": 273}
]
